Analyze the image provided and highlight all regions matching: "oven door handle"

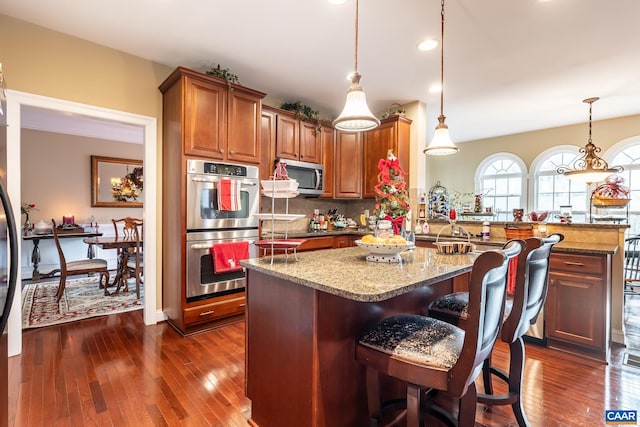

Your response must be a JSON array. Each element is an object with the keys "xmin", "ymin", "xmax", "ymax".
[
  {"xmin": 190, "ymin": 176, "xmax": 257, "ymax": 186},
  {"xmin": 190, "ymin": 241, "xmax": 256, "ymax": 250}
]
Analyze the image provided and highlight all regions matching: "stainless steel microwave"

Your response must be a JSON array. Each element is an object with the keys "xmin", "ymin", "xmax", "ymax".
[{"xmin": 276, "ymin": 158, "xmax": 324, "ymax": 196}]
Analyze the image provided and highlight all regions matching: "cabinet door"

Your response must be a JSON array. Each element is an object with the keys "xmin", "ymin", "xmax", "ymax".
[
  {"xmin": 546, "ymin": 271, "xmax": 605, "ymax": 350},
  {"xmin": 275, "ymin": 113, "xmax": 300, "ymax": 160},
  {"xmin": 299, "ymin": 121, "xmax": 322, "ymax": 164},
  {"xmin": 363, "ymin": 120, "xmax": 396, "ymax": 198},
  {"xmin": 334, "ymin": 131, "xmax": 362, "ymax": 198},
  {"xmin": 260, "ymin": 108, "xmax": 277, "ymax": 181},
  {"xmin": 321, "ymin": 124, "xmax": 335, "ymax": 198},
  {"xmin": 227, "ymin": 89, "xmax": 261, "ymax": 164},
  {"xmin": 184, "ymin": 76, "xmax": 226, "ymax": 159}
]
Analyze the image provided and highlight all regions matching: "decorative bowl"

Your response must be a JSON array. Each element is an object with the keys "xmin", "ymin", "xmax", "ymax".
[
  {"xmin": 261, "ymin": 179, "xmax": 299, "ymax": 193},
  {"xmin": 355, "ymin": 240, "xmax": 415, "ymax": 263}
]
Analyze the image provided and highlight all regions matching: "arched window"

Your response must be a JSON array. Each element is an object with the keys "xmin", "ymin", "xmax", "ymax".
[
  {"xmin": 605, "ymin": 135, "xmax": 640, "ymax": 234},
  {"xmin": 530, "ymin": 145, "xmax": 589, "ymax": 222},
  {"xmin": 475, "ymin": 153, "xmax": 527, "ymax": 221}
]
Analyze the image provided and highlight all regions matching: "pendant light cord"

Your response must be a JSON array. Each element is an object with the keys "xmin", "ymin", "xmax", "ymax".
[
  {"xmin": 588, "ymin": 100, "xmax": 593, "ymax": 144},
  {"xmin": 354, "ymin": 0, "xmax": 359, "ymax": 73},
  {"xmin": 440, "ymin": 0, "xmax": 445, "ymax": 117}
]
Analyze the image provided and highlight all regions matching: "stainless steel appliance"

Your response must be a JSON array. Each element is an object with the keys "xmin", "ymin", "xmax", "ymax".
[
  {"xmin": 0, "ymin": 178, "xmax": 19, "ymax": 423},
  {"xmin": 525, "ymin": 307, "xmax": 546, "ymax": 344},
  {"xmin": 186, "ymin": 229, "xmax": 258, "ymax": 302},
  {"xmin": 186, "ymin": 159, "xmax": 259, "ymax": 231},
  {"xmin": 185, "ymin": 159, "xmax": 260, "ymax": 302},
  {"xmin": 276, "ymin": 158, "xmax": 324, "ymax": 196}
]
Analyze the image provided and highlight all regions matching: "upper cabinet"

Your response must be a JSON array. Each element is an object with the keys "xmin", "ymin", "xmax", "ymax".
[
  {"xmin": 159, "ymin": 66, "xmax": 266, "ymax": 163},
  {"xmin": 321, "ymin": 124, "xmax": 335, "ymax": 198},
  {"xmin": 334, "ymin": 131, "xmax": 363, "ymax": 198},
  {"xmin": 274, "ymin": 109, "xmax": 322, "ymax": 164},
  {"xmin": 362, "ymin": 116, "xmax": 412, "ymax": 199},
  {"xmin": 334, "ymin": 115, "xmax": 412, "ymax": 199}
]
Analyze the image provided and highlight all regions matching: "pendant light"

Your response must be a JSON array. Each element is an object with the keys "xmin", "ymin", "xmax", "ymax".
[
  {"xmin": 333, "ymin": 0, "xmax": 380, "ymax": 132},
  {"xmin": 424, "ymin": 0, "xmax": 459, "ymax": 156},
  {"xmin": 556, "ymin": 97, "xmax": 623, "ymax": 184},
  {"xmin": 0, "ymin": 63, "xmax": 6, "ymax": 116}
]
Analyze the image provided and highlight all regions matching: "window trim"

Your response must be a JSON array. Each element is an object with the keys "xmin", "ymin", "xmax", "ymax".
[
  {"xmin": 529, "ymin": 144, "xmax": 582, "ymax": 212},
  {"xmin": 474, "ymin": 152, "xmax": 528, "ymax": 216}
]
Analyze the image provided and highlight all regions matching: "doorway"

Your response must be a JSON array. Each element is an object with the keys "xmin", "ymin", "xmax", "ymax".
[{"xmin": 5, "ymin": 90, "xmax": 157, "ymax": 357}]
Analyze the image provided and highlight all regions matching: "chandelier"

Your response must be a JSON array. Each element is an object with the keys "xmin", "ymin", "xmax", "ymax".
[
  {"xmin": 424, "ymin": 0, "xmax": 458, "ymax": 156},
  {"xmin": 332, "ymin": 0, "xmax": 380, "ymax": 132},
  {"xmin": 556, "ymin": 97, "xmax": 622, "ymax": 184},
  {"xmin": 111, "ymin": 166, "xmax": 143, "ymax": 202}
]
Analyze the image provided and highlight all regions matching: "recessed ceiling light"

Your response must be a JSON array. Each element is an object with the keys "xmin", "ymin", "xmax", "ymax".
[
  {"xmin": 328, "ymin": 0, "xmax": 347, "ymax": 4},
  {"xmin": 429, "ymin": 83, "xmax": 442, "ymax": 93},
  {"xmin": 418, "ymin": 38, "xmax": 438, "ymax": 51}
]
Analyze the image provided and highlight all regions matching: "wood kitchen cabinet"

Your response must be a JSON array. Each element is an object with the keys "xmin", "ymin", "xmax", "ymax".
[
  {"xmin": 260, "ymin": 107, "xmax": 276, "ymax": 181},
  {"xmin": 362, "ymin": 116, "xmax": 412, "ymax": 198},
  {"xmin": 159, "ymin": 66, "xmax": 265, "ymax": 335},
  {"xmin": 321, "ymin": 123, "xmax": 335, "ymax": 198},
  {"xmin": 546, "ymin": 252, "xmax": 611, "ymax": 362},
  {"xmin": 334, "ymin": 131, "xmax": 363, "ymax": 198},
  {"xmin": 274, "ymin": 109, "xmax": 322, "ymax": 164},
  {"xmin": 160, "ymin": 66, "xmax": 265, "ymax": 164},
  {"xmin": 334, "ymin": 116, "xmax": 411, "ymax": 199}
]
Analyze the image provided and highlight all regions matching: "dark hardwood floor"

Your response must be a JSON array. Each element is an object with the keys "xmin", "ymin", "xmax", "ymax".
[{"xmin": 8, "ymin": 297, "xmax": 640, "ymax": 427}]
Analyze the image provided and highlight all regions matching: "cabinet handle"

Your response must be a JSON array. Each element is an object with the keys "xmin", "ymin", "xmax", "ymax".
[
  {"xmin": 199, "ymin": 310, "xmax": 215, "ymax": 316},
  {"xmin": 238, "ymin": 303, "xmax": 246, "ymax": 308},
  {"xmin": 549, "ymin": 279, "xmax": 555, "ymax": 286},
  {"xmin": 300, "ymin": 154, "xmax": 304, "ymax": 158},
  {"xmin": 230, "ymin": 150, "xmax": 235, "ymax": 155},
  {"xmin": 563, "ymin": 261, "xmax": 585, "ymax": 267},
  {"xmin": 219, "ymin": 148, "xmax": 225, "ymax": 153}
]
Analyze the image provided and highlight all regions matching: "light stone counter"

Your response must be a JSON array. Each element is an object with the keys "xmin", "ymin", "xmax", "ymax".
[{"xmin": 240, "ymin": 246, "xmax": 478, "ymax": 302}]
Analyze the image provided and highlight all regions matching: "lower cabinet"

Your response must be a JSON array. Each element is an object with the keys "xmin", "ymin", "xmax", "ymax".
[
  {"xmin": 183, "ymin": 292, "xmax": 246, "ymax": 327},
  {"xmin": 546, "ymin": 252, "xmax": 611, "ymax": 362}
]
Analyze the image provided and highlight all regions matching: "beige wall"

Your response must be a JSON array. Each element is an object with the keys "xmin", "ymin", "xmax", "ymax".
[
  {"xmin": 20, "ymin": 129, "xmax": 143, "ymax": 275},
  {"xmin": 21, "ymin": 129, "xmax": 143, "ymax": 225},
  {"xmin": 424, "ymin": 113, "xmax": 640, "ymax": 195},
  {"xmin": 1, "ymin": 14, "xmax": 171, "ymax": 310}
]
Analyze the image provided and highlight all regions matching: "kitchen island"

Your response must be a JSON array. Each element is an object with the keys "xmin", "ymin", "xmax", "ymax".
[{"xmin": 240, "ymin": 246, "xmax": 478, "ymax": 427}]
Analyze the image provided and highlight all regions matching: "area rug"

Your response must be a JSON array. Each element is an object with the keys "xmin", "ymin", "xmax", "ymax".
[{"xmin": 22, "ymin": 277, "xmax": 143, "ymax": 329}]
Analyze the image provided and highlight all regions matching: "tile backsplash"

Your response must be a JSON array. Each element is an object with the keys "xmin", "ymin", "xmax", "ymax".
[{"xmin": 260, "ymin": 197, "xmax": 375, "ymax": 233}]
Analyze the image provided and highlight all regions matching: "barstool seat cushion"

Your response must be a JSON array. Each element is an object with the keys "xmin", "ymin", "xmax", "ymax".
[{"xmin": 358, "ymin": 314, "xmax": 464, "ymax": 369}]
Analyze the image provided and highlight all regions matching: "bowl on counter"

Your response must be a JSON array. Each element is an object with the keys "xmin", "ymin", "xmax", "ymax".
[{"xmin": 355, "ymin": 240, "xmax": 415, "ymax": 263}]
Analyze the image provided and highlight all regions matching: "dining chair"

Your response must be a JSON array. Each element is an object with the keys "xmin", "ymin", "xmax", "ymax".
[
  {"xmin": 126, "ymin": 220, "xmax": 143, "ymax": 299},
  {"xmin": 355, "ymin": 240, "xmax": 522, "ymax": 427},
  {"xmin": 111, "ymin": 217, "xmax": 143, "ymax": 296},
  {"xmin": 624, "ymin": 235, "xmax": 640, "ymax": 304},
  {"xmin": 51, "ymin": 219, "xmax": 110, "ymax": 303},
  {"xmin": 428, "ymin": 233, "xmax": 564, "ymax": 427}
]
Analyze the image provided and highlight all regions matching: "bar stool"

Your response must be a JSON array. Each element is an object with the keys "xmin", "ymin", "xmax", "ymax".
[
  {"xmin": 429, "ymin": 233, "xmax": 564, "ymax": 427},
  {"xmin": 355, "ymin": 240, "xmax": 522, "ymax": 427}
]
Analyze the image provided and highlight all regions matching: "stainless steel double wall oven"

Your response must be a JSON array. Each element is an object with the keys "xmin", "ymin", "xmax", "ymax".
[{"xmin": 185, "ymin": 159, "xmax": 259, "ymax": 302}]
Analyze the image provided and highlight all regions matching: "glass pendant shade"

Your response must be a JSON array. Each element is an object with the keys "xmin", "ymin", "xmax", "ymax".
[
  {"xmin": 333, "ymin": 74, "xmax": 380, "ymax": 132},
  {"xmin": 424, "ymin": 115, "xmax": 459, "ymax": 156}
]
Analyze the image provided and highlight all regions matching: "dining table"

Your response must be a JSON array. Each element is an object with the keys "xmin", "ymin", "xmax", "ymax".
[{"xmin": 83, "ymin": 235, "xmax": 143, "ymax": 294}]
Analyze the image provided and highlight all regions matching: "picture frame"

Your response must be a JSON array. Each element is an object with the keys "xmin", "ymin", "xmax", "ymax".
[{"xmin": 91, "ymin": 156, "xmax": 144, "ymax": 207}]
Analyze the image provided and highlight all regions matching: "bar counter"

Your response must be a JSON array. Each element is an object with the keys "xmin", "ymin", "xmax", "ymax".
[{"xmin": 240, "ymin": 246, "xmax": 478, "ymax": 427}]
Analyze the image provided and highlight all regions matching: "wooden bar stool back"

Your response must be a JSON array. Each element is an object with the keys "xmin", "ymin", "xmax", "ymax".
[{"xmin": 355, "ymin": 241, "xmax": 522, "ymax": 427}]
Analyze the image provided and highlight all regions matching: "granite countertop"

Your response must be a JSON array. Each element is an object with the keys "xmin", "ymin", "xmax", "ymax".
[
  {"xmin": 264, "ymin": 230, "xmax": 618, "ymax": 255},
  {"xmin": 241, "ymin": 246, "xmax": 477, "ymax": 303}
]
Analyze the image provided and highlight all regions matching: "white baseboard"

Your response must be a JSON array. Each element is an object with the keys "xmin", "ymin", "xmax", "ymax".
[
  {"xmin": 612, "ymin": 328, "xmax": 625, "ymax": 345},
  {"xmin": 155, "ymin": 309, "xmax": 168, "ymax": 323}
]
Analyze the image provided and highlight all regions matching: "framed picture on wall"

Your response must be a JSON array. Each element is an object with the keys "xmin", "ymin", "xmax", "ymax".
[{"xmin": 91, "ymin": 156, "xmax": 143, "ymax": 207}]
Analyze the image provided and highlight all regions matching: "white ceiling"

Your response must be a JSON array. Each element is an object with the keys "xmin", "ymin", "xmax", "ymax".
[{"xmin": 3, "ymin": 0, "xmax": 640, "ymax": 144}]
